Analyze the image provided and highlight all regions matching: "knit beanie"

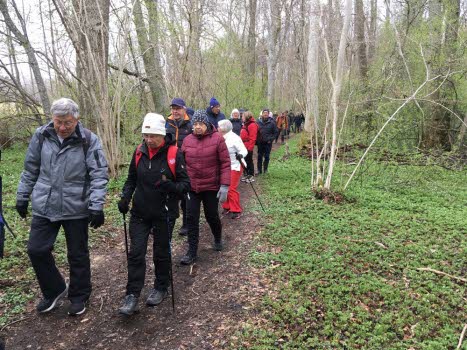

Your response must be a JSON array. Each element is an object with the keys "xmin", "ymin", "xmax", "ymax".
[
  {"xmin": 210, "ymin": 97, "xmax": 220, "ymax": 108},
  {"xmin": 192, "ymin": 109, "xmax": 209, "ymax": 126}
]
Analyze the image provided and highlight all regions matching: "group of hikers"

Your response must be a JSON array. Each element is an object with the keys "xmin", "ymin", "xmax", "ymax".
[{"xmin": 13, "ymin": 96, "xmax": 304, "ymax": 317}]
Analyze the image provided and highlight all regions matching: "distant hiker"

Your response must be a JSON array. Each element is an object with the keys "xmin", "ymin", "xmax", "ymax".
[
  {"xmin": 165, "ymin": 97, "xmax": 192, "ymax": 237},
  {"xmin": 218, "ymin": 120, "xmax": 248, "ymax": 219},
  {"xmin": 295, "ymin": 112, "xmax": 305, "ymax": 132},
  {"xmin": 275, "ymin": 112, "xmax": 288, "ymax": 144},
  {"xmin": 230, "ymin": 108, "xmax": 242, "ymax": 136},
  {"xmin": 16, "ymin": 98, "xmax": 109, "ymax": 316},
  {"xmin": 240, "ymin": 111, "xmax": 258, "ymax": 182},
  {"xmin": 256, "ymin": 109, "xmax": 278, "ymax": 175},
  {"xmin": 180, "ymin": 110, "xmax": 231, "ymax": 264},
  {"xmin": 205, "ymin": 97, "xmax": 226, "ymax": 128},
  {"xmin": 117, "ymin": 113, "xmax": 190, "ymax": 315}
]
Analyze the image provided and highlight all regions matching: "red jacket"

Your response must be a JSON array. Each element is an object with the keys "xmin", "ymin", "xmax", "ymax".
[
  {"xmin": 182, "ymin": 129, "xmax": 231, "ymax": 193},
  {"xmin": 240, "ymin": 119, "xmax": 258, "ymax": 151}
]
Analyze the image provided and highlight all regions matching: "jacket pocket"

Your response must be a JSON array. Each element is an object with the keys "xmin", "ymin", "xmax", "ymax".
[
  {"xmin": 62, "ymin": 186, "xmax": 88, "ymax": 216},
  {"xmin": 31, "ymin": 181, "xmax": 51, "ymax": 215}
]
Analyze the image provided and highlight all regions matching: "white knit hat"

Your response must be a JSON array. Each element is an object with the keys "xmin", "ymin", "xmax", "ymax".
[{"xmin": 141, "ymin": 113, "xmax": 166, "ymax": 135}]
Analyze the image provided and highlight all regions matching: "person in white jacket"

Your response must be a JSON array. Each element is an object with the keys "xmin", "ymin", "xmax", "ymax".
[{"xmin": 218, "ymin": 120, "xmax": 248, "ymax": 219}]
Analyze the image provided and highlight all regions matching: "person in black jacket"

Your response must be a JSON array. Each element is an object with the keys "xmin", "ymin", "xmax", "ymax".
[
  {"xmin": 117, "ymin": 113, "xmax": 190, "ymax": 316},
  {"xmin": 205, "ymin": 97, "xmax": 226, "ymax": 128},
  {"xmin": 256, "ymin": 109, "xmax": 278, "ymax": 174},
  {"xmin": 230, "ymin": 108, "xmax": 242, "ymax": 136},
  {"xmin": 165, "ymin": 97, "xmax": 192, "ymax": 236}
]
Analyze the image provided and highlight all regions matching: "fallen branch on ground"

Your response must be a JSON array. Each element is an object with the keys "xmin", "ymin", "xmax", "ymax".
[
  {"xmin": 456, "ymin": 324, "xmax": 467, "ymax": 350},
  {"xmin": 416, "ymin": 267, "xmax": 466, "ymax": 283}
]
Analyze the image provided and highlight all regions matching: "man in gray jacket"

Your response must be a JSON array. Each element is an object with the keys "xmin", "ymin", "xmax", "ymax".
[{"xmin": 16, "ymin": 98, "xmax": 109, "ymax": 316}]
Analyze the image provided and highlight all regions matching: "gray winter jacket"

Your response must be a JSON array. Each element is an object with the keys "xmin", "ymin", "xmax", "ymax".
[{"xmin": 17, "ymin": 122, "xmax": 109, "ymax": 222}]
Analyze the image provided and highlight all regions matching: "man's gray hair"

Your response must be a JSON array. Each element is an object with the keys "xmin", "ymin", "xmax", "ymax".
[
  {"xmin": 218, "ymin": 119, "xmax": 233, "ymax": 133},
  {"xmin": 50, "ymin": 98, "xmax": 79, "ymax": 119}
]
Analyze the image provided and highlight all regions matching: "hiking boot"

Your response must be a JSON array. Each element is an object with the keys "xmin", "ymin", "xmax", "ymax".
[
  {"xmin": 68, "ymin": 301, "xmax": 86, "ymax": 316},
  {"xmin": 36, "ymin": 284, "xmax": 68, "ymax": 313},
  {"xmin": 180, "ymin": 253, "xmax": 197, "ymax": 265},
  {"xmin": 118, "ymin": 294, "xmax": 139, "ymax": 316},
  {"xmin": 222, "ymin": 208, "xmax": 230, "ymax": 215},
  {"xmin": 146, "ymin": 288, "xmax": 168, "ymax": 307},
  {"xmin": 179, "ymin": 226, "xmax": 188, "ymax": 236},
  {"xmin": 231, "ymin": 212, "xmax": 242, "ymax": 219},
  {"xmin": 213, "ymin": 241, "xmax": 224, "ymax": 251}
]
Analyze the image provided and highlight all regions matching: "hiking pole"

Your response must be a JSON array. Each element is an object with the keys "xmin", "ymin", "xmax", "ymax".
[
  {"xmin": 161, "ymin": 173, "xmax": 176, "ymax": 313},
  {"xmin": 237, "ymin": 154, "xmax": 266, "ymax": 212},
  {"xmin": 123, "ymin": 213, "xmax": 129, "ymax": 260}
]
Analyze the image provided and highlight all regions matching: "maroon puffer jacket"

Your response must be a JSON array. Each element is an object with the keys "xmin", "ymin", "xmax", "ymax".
[{"xmin": 182, "ymin": 129, "xmax": 231, "ymax": 193}]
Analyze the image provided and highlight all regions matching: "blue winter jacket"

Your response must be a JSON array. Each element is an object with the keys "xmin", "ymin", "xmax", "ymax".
[{"xmin": 206, "ymin": 107, "xmax": 226, "ymax": 128}]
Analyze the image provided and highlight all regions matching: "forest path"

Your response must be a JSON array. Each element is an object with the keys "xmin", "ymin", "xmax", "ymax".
[{"xmin": 4, "ymin": 139, "xmax": 287, "ymax": 350}]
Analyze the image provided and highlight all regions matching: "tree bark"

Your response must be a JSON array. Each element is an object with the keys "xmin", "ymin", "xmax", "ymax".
[
  {"xmin": 355, "ymin": 0, "xmax": 368, "ymax": 79},
  {"xmin": 267, "ymin": 0, "xmax": 281, "ymax": 107},
  {"xmin": 325, "ymin": 0, "xmax": 352, "ymax": 189},
  {"xmin": 246, "ymin": 0, "xmax": 257, "ymax": 78},
  {"xmin": 133, "ymin": 0, "xmax": 167, "ymax": 112}
]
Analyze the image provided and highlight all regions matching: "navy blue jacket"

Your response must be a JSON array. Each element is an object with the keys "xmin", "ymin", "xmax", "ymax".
[
  {"xmin": 257, "ymin": 117, "xmax": 278, "ymax": 144},
  {"xmin": 206, "ymin": 107, "xmax": 226, "ymax": 128},
  {"xmin": 230, "ymin": 118, "xmax": 242, "ymax": 136}
]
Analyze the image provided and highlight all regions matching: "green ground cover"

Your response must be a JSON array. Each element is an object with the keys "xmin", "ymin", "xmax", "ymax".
[{"xmin": 235, "ymin": 139, "xmax": 466, "ymax": 349}]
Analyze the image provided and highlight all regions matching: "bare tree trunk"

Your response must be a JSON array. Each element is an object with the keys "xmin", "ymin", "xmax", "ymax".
[
  {"xmin": 246, "ymin": 0, "xmax": 257, "ymax": 78},
  {"xmin": 306, "ymin": 0, "xmax": 321, "ymax": 188},
  {"xmin": 267, "ymin": 0, "xmax": 281, "ymax": 107},
  {"xmin": 0, "ymin": 0, "xmax": 49, "ymax": 121},
  {"xmin": 325, "ymin": 0, "xmax": 352, "ymax": 189},
  {"xmin": 355, "ymin": 0, "xmax": 367, "ymax": 78},
  {"xmin": 368, "ymin": 0, "xmax": 377, "ymax": 61},
  {"xmin": 133, "ymin": 0, "xmax": 167, "ymax": 112},
  {"xmin": 53, "ymin": 0, "xmax": 120, "ymax": 177}
]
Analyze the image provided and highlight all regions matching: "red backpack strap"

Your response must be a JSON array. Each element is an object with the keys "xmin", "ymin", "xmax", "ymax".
[
  {"xmin": 167, "ymin": 145, "xmax": 178, "ymax": 179},
  {"xmin": 135, "ymin": 144, "xmax": 143, "ymax": 168}
]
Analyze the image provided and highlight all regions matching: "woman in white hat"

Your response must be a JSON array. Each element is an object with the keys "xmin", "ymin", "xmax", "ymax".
[{"xmin": 117, "ymin": 113, "xmax": 190, "ymax": 316}]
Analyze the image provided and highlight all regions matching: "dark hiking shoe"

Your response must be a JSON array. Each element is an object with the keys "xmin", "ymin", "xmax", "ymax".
[
  {"xmin": 118, "ymin": 294, "xmax": 139, "ymax": 316},
  {"xmin": 179, "ymin": 226, "xmax": 188, "ymax": 236},
  {"xmin": 180, "ymin": 253, "xmax": 197, "ymax": 265},
  {"xmin": 68, "ymin": 301, "xmax": 86, "ymax": 316},
  {"xmin": 146, "ymin": 289, "xmax": 168, "ymax": 306},
  {"xmin": 36, "ymin": 284, "xmax": 68, "ymax": 313},
  {"xmin": 231, "ymin": 212, "xmax": 242, "ymax": 219},
  {"xmin": 213, "ymin": 241, "xmax": 224, "ymax": 251},
  {"xmin": 222, "ymin": 208, "xmax": 230, "ymax": 215}
]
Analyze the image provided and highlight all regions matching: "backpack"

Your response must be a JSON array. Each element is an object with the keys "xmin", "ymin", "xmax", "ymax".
[{"xmin": 135, "ymin": 144, "xmax": 178, "ymax": 179}]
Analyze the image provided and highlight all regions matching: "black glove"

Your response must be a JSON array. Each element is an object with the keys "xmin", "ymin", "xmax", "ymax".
[
  {"xmin": 117, "ymin": 198, "xmax": 129, "ymax": 214},
  {"xmin": 235, "ymin": 153, "xmax": 243, "ymax": 161},
  {"xmin": 16, "ymin": 200, "xmax": 28, "ymax": 218},
  {"xmin": 156, "ymin": 179, "xmax": 177, "ymax": 193},
  {"xmin": 89, "ymin": 210, "xmax": 105, "ymax": 229}
]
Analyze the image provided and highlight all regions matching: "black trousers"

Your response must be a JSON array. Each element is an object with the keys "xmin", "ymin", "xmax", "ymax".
[
  {"xmin": 186, "ymin": 191, "xmax": 222, "ymax": 255},
  {"xmin": 126, "ymin": 215, "xmax": 170, "ymax": 297},
  {"xmin": 257, "ymin": 142, "xmax": 272, "ymax": 174},
  {"xmin": 27, "ymin": 216, "xmax": 90, "ymax": 303},
  {"xmin": 245, "ymin": 150, "xmax": 255, "ymax": 176}
]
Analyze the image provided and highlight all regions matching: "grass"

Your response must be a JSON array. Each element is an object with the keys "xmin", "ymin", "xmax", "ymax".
[{"xmin": 233, "ymin": 137, "xmax": 466, "ymax": 349}]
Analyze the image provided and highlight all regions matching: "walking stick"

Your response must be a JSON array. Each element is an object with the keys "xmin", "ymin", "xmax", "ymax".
[
  {"xmin": 123, "ymin": 213, "xmax": 129, "ymax": 260},
  {"xmin": 237, "ymin": 154, "xmax": 266, "ymax": 212},
  {"xmin": 161, "ymin": 173, "xmax": 176, "ymax": 313}
]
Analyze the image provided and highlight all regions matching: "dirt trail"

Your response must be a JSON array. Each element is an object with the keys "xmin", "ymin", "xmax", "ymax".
[{"xmin": 3, "ymin": 141, "xmax": 285, "ymax": 350}]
